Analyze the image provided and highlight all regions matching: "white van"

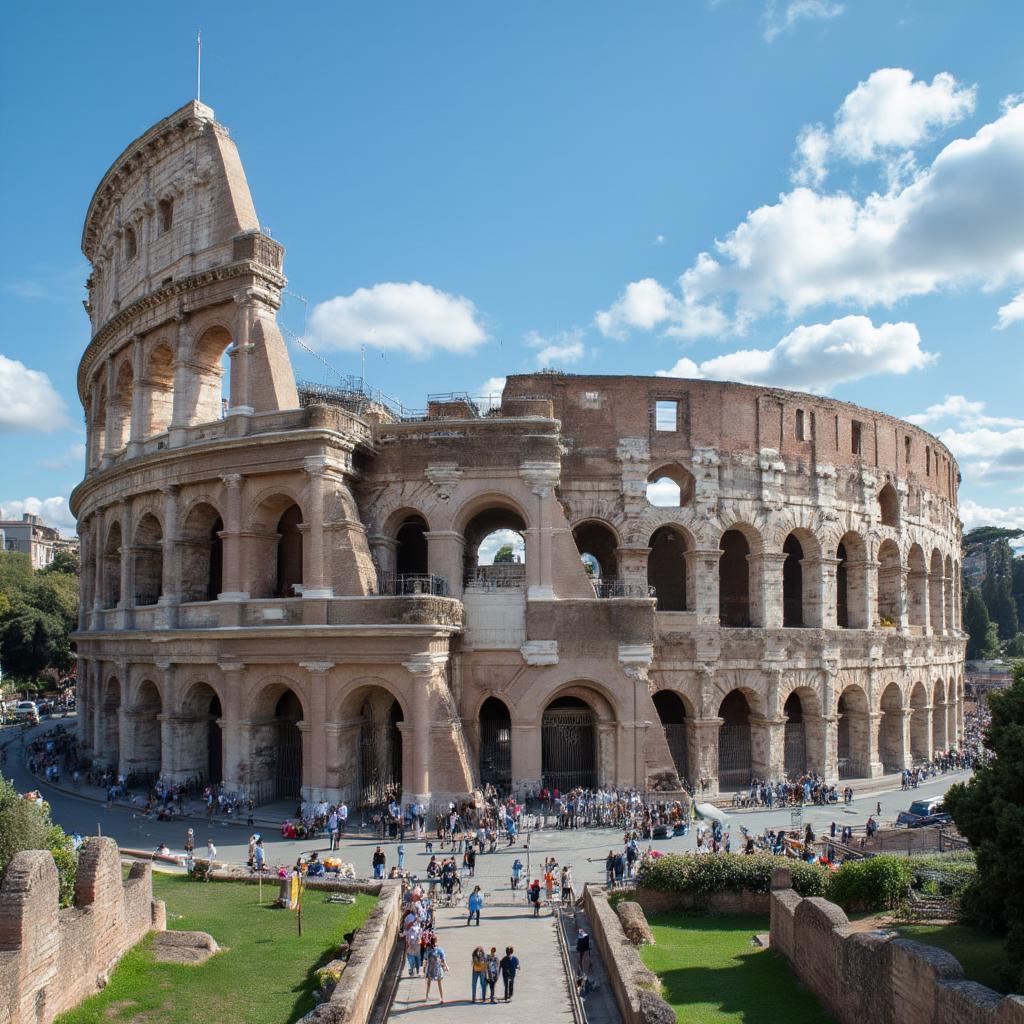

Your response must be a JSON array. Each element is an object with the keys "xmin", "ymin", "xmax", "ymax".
[{"xmin": 14, "ymin": 701, "xmax": 39, "ymax": 724}]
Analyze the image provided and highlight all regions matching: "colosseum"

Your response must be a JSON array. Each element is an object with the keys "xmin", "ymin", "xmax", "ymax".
[{"xmin": 70, "ymin": 101, "xmax": 967, "ymax": 808}]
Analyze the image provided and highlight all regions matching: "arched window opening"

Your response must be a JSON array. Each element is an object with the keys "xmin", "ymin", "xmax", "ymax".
[
  {"xmin": 395, "ymin": 515, "xmax": 428, "ymax": 576},
  {"xmin": 180, "ymin": 504, "xmax": 223, "ymax": 603},
  {"xmin": 479, "ymin": 697, "xmax": 512, "ymax": 792},
  {"xmin": 907, "ymin": 544, "xmax": 928, "ymax": 628},
  {"xmin": 719, "ymin": 530, "xmax": 751, "ymax": 627},
  {"xmin": 132, "ymin": 513, "xmax": 163, "ymax": 606},
  {"xmin": 878, "ymin": 683, "xmax": 905, "ymax": 773},
  {"xmin": 836, "ymin": 541, "xmax": 849, "ymax": 628},
  {"xmin": 646, "ymin": 466, "xmax": 694, "ymax": 507},
  {"xmin": 131, "ymin": 681, "xmax": 162, "ymax": 779},
  {"xmin": 718, "ymin": 690, "xmax": 752, "ymax": 789},
  {"xmin": 929, "ymin": 550, "xmax": 944, "ymax": 631},
  {"xmin": 542, "ymin": 696, "xmax": 597, "ymax": 792},
  {"xmin": 910, "ymin": 682, "xmax": 930, "ymax": 764},
  {"xmin": 109, "ymin": 360, "xmax": 134, "ymax": 452},
  {"xmin": 877, "ymin": 539, "xmax": 902, "ymax": 625},
  {"xmin": 879, "ymin": 483, "xmax": 899, "ymax": 528},
  {"xmin": 653, "ymin": 690, "xmax": 688, "ymax": 786},
  {"xmin": 837, "ymin": 685, "xmax": 868, "ymax": 778},
  {"xmin": 783, "ymin": 692, "xmax": 807, "ymax": 777},
  {"xmin": 647, "ymin": 526, "xmax": 689, "ymax": 611},
  {"xmin": 187, "ymin": 326, "xmax": 232, "ymax": 425},
  {"xmin": 358, "ymin": 694, "xmax": 403, "ymax": 808},
  {"xmin": 572, "ymin": 521, "xmax": 619, "ymax": 583},
  {"xmin": 463, "ymin": 507, "xmax": 527, "ymax": 588},
  {"xmin": 273, "ymin": 690, "xmax": 303, "ymax": 800},
  {"xmin": 183, "ymin": 683, "xmax": 224, "ymax": 786},
  {"xmin": 275, "ymin": 504, "xmax": 304, "ymax": 598},
  {"xmin": 782, "ymin": 534, "xmax": 804, "ymax": 627},
  {"xmin": 102, "ymin": 521, "xmax": 122, "ymax": 608},
  {"xmin": 144, "ymin": 343, "xmax": 175, "ymax": 437},
  {"xmin": 92, "ymin": 382, "xmax": 108, "ymax": 465}
]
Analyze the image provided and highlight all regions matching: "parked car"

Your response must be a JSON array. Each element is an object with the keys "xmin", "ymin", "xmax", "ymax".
[
  {"xmin": 896, "ymin": 797, "xmax": 945, "ymax": 827},
  {"xmin": 14, "ymin": 701, "xmax": 40, "ymax": 724}
]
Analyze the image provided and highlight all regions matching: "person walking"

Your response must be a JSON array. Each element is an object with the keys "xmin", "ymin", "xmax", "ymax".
[
  {"xmin": 499, "ymin": 946, "xmax": 520, "ymax": 1001},
  {"xmin": 254, "ymin": 837, "xmax": 265, "ymax": 873},
  {"xmin": 423, "ymin": 937, "xmax": 448, "ymax": 1003},
  {"xmin": 404, "ymin": 920, "xmax": 422, "ymax": 976},
  {"xmin": 467, "ymin": 885, "xmax": 483, "ymax": 925},
  {"xmin": 372, "ymin": 846, "xmax": 386, "ymax": 879},
  {"xmin": 397, "ymin": 841, "xmax": 406, "ymax": 871},
  {"xmin": 184, "ymin": 828, "xmax": 195, "ymax": 857},
  {"xmin": 485, "ymin": 947, "xmax": 500, "ymax": 1003},
  {"xmin": 471, "ymin": 946, "xmax": 488, "ymax": 1002},
  {"xmin": 576, "ymin": 927, "xmax": 591, "ymax": 972},
  {"xmin": 528, "ymin": 879, "xmax": 542, "ymax": 916},
  {"xmin": 510, "ymin": 855, "xmax": 523, "ymax": 890},
  {"xmin": 204, "ymin": 839, "xmax": 217, "ymax": 881}
]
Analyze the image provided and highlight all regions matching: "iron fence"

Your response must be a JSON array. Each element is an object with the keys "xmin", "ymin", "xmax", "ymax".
[
  {"xmin": 375, "ymin": 572, "xmax": 450, "ymax": 597},
  {"xmin": 590, "ymin": 580, "xmax": 657, "ymax": 599}
]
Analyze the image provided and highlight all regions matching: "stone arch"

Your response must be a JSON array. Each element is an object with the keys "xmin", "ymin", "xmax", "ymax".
[
  {"xmin": 907, "ymin": 543, "xmax": 928, "ymax": 628},
  {"xmin": 783, "ymin": 689, "xmax": 811, "ymax": 777},
  {"xmin": 836, "ymin": 531, "xmax": 868, "ymax": 628},
  {"xmin": 185, "ymin": 324, "xmax": 232, "ymax": 425},
  {"xmin": 652, "ymin": 689, "xmax": 690, "ymax": 785},
  {"xmin": 460, "ymin": 500, "xmax": 528, "ymax": 583},
  {"xmin": 108, "ymin": 357, "xmax": 133, "ymax": 451},
  {"xmin": 943, "ymin": 553, "xmax": 955, "ymax": 631},
  {"xmin": 142, "ymin": 341, "xmax": 175, "ymax": 437},
  {"xmin": 836, "ymin": 683, "xmax": 869, "ymax": 778},
  {"xmin": 100, "ymin": 676, "xmax": 122, "ymax": 768},
  {"xmin": 646, "ymin": 464, "xmax": 695, "ymax": 507},
  {"xmin": 719, "ymin": 523, "xmax": 761, "ymax": 627},
  {"xmin": 178, "ymin": 680, "xmax": 224, "ymax": 785},
  {"xmin": 101, "ymin": 519, "xmax": 122, "ymax": 608},
  {"xmin": 717, "ymin": 689, "xmax": 754, "ymax": 789},
  {"xmin": 573, "ymin": 519, "xmax": 620, "ymax": 583},
  {"xmin": 542, "ymin": 693, "xmax": 600, "ymax": 792},
  {"xmin": 878, "ymin": 681, "xmax": 906, "ymax": 773},
  {"xmin": 132, "ymin": 512, "xmax": 163, "ymax": 606},
  {"xmin": 782, "ymin": 527, "xmax": 822, "ymax": 628},
  {"xmin": 929, "ymin": 549, "xmax": 945, "ymax": 632},
  {"xmin": 478, "ymin": 695, "xmax": 512, "ymax": 791},
  {"xmin": 909, "ymin": 680, "xmax": 930, "ymax": 763},
  {"xmin": 647, "ymin": 524, "xmax": 692, "ymax": 611},
  {"xmin": 932, "ymin": 678, "xmax": 947, "ymax": 752},
  {"xmin": 394, "ymin": 513, "xmax": 429, "ymax": 577},
  {"xmin": 248, "ymin": 679, "xmax": 306, "ymax": 801},
  {"xmin": 877, "ymin": 538, "xmax": 902, "ymax": 625},
  {"xmin": 879, "ymin": 483, "xmax": 900, "ymax": 528},
  {"xmin": 246, "ymin": 492, "xmax": 305, "ymax": 598},
  {"xmin": 179, "ymin": 501, "xmax": 223, "ymax": 602},
  {"xmin": 126, "ymin": 679, "xmax": 162, "ymax": 777}
]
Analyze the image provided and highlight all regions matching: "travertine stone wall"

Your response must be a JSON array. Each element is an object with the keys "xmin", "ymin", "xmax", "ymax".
[
  {"xmin": 0, "ymin": 837, "xmax": 164, "ymax": 1024},
  {"xmin": 769, "ymin": 868, "xmax": 1024, "ymax": 1024}
]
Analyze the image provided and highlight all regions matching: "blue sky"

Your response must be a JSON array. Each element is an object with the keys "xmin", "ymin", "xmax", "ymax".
[{"xmin": 1, "ymin": 0, "xmax": 1022, "ymax": 538}]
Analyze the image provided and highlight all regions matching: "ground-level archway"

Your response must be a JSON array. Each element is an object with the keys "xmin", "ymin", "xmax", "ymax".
[
  {"xmin": 783, "ymin": 691, "xmax": 808, "ymax": 777},
  {"xmin": 273, "ymin": 690, "xmax": 303, "ymax": 799},
  {"xmin": 100, "ymin": 677, "xmax": 121, "ymax": 770},
  {"xmin": 358, "ymin": 695, "xmax": 403, "ymax": 807},
  {"xmin": 717, "ymin": 690, "xmax": 752, "ymax": 789},
  {"xmin": 836, "ymin": 684, "xmax": 869, "ymax": 779},
  {"xmin": 127, "ymin": 680, "xmax": 162, "ymax": 779},
  {"xmin": 879, "ymin": 683, "xmax": 905, "ymax": 773},
  {"xmin": 178, "ymin": 682, "xmax": 223, "ymax": 786},
  {"xmin": 909, "ymin": 681, "xmax": 930, "ymax": 764},
  {"xmin": 478, "ymin": 696, "xmax": 512, "ymax": 791},
  {"xmin": 652, "ymin": 690, "xmax": 689, "ymax": 785},
  {"xmin": 542, "ymin": 696, "xmax": 597, "ymax": 792}
]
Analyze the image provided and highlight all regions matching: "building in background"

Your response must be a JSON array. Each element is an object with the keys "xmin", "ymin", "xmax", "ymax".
[{"xmin": 0, "ymin": 513, "xmax": 78, "ymax": 570}]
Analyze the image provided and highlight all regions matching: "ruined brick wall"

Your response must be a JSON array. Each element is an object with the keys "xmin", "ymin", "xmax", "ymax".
[
  {"xmin": 769, "ymin": 868, "xmax": 1024, "ymax": 1024},
  {"xmin": 0, "ymin": 837, "xmax": 165, "ymax": 1024}
]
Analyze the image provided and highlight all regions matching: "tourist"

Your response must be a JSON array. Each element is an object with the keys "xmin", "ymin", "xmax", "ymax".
[
  {"xmin": 254, "ymin": 837, "xmax": 265, "ymax": 873},
  {"xmin": 247, "ymin": 833, "xmax": 257, "ymax": 868},
  {"xmin": 205, "ymin": 839, "xmax": 217, "ymax": 881},
  {"xmin": 511, "ymin": 855, "xmax": 523, "ymax": 890},
  {"xmin": 423, "ymin": 937, "xmax": 448, "ymax": 1003},
  {"xmin": 468, "ymin": 885, "xmax": 484, "ymax": 925},
  {"xmin": 605, "ymin": 850, "xmax": 616, "ymax": 887},
  {"xmin": 338, "ymin": 801, "xmax": 348, "ymax": 834},
  {"xmin": 485, "ymin": 947, "xmax": 500, "ymax": 1003},
  {"xmin": 576, "ymin": 927, "xmax": 591, "ymax": 971},
  {"xmin": 528, "ymin": 878, "xmax": 542, "ymax": 916},
  {"xmin": 471, "ymin": 946, "xmax": 488, "ymax": 1002},
  {"xmin": 561, "ymin": 865, "xmax": 575, "ymax": 906},
  {"xmin": 405, "ymin": 919, "xmax": 422, "ymax": 976},
  {"xmin": 499, "ymin": 946, "xmax": 520, "ymax": 1001},
  {"xmin": 544, "ymin": 866, "xmax": 555, "ymax": 902},
  {"xmin": 184, "ymin": 828, "xmax": 195, "ymax": 856},
  {"xmin": 398, "ymin": 841, "xmax": 405, "ymax": 870},
  {"xmin": 372, "ymin": 846, "xmax": 386, "ymax": 879}
]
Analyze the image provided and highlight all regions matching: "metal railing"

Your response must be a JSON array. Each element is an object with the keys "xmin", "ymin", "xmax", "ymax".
[
  {"xmin": 464, "ymin": 565, "xmax": 527, "ymax": 590},
  {"xmin": 375, "ymin": 572, "xmax": 450, "ymax": 597},
  {"xmin": 297, "ymin": 377, "xmax": 425, "ymax": 421},
  {"xmin": 590, "ymin": 580, "xmax": 657, "ymax": 599}
]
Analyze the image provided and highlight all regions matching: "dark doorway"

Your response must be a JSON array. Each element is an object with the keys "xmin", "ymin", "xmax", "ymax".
[
  {"xmin": 717, "ymin": 691, "xmax": 752, "ymax": 789},
  {"xmin": 542, "ymin": 696, "xmax": 597, "ymax": 792},
  {"xmin": 647, "ymin": 527, "xmax": 687, "ymax": 611},
  {"xmin": 274, "ymin": 690, "xmax": 303, "ymax": 799},
  {"xmin": 720, "ymin": 530, "xmax": 751, "ymax": 626},
  {"xmin": 206, "ymin": 516, "xmax": 223, "ymax": 601},
  {"xmin": 783, "ymin": 692, "xmax": 807, "ymax": 777},
  {"xmin": 652, "ymin": 690, "xmax": 689, "ymax": 785},
  {"xmin": 479, "ymin": 697, "xmax": 512, "ymax": 791},
  {"xmin": 275, "ymin": 505, "xmax": 303, "ymax": 597},
  {"xmin": 783, "ymin": 534, "xmax": 804, "ymax": 627},
  {"xmin": 396, "ymin": 516, "xmax": 429, "ymax": 575}
]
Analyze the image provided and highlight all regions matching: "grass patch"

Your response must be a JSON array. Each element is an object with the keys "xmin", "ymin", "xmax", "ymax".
[
  {"xmin": 56, "ymin": 873, "xmax": 376, "ymax": 1024},
  {"xmin": 640, "ymin": 912, "xmax": 831, "ymax": 1024},
  {"xmin": 894, "ymin": 923, "xmax": 1009, "ymax": 994}
]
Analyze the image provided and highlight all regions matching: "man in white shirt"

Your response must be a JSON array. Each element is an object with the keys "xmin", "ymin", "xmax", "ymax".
[{"xmin": 338, "ymin": 802, "xmax": 348, "ymax": 834}]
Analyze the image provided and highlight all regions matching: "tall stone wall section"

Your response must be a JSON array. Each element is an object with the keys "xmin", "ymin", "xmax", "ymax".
[
  {"xmin": 0, "ymin": 837, "xmax": 165, "ymax": 1024},
  {"xmin": 768, "ymin": 868, "xmax": 1024, "ymax": 1024}
]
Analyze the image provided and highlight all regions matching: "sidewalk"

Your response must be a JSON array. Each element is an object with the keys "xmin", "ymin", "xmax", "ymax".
[{"xmin": 388, "ymin": 901, "xmax": 577, "ymax": 1023}]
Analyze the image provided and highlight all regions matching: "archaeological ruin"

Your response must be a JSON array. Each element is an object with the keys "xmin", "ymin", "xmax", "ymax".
[{"xmin": 70, "ymin": 101, "xmax": 967, "ymax": 807}]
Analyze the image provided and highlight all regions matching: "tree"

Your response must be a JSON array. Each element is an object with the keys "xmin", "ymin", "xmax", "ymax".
[
  {"xmin": 944, "ymin": 662, "xmax": 1024, "ymax": 992},
  {"xmin": 493, "ymin": 544, "xmax": 516, "ymax": 564},
  {"xmin": 963, "ymin": 586, "xmax": 996, "ymax": 659},
  {"xmin": 41, "ymin": 550, "xmax": 80, "ymax": 577},
  {"xmin": 982, "ymin": 539, "xmax": 1019, "ymax": 641}
]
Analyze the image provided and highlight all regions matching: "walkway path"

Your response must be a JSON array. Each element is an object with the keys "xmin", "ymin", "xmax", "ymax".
[{"xmin": 388, "ymin": 900, "xmax": 578, "ymax": 1024}]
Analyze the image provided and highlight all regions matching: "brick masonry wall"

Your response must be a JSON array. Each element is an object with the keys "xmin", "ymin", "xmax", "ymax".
[
  {"xmin": 0, "ymin": 837, "xmax": 164, "ymax": 1024},
  {"xmin": 633, "ymin": 887, "xmax": 770, "ymax": 915},
  {"xmin": 769, "ymin": 868, "xmax": 1024, "ymax": 1024}
]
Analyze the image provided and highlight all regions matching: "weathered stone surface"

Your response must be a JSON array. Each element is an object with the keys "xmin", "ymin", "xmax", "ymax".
[
  {"xmin": 151, "ymin": 930, "xmax": 219, "ymax": 964},
  {"xmin": 616, "ymin": 901, "xmax": 655, "ymax": 945},
  {"xmin": 639, "ymin": 988, "xmax": 677, "ymax": 1024}
]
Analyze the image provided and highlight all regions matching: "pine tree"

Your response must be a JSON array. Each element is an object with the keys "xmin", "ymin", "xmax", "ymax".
[{"xmin": 963, "ymin": 586, "xmax": 995, "ymax": 659}]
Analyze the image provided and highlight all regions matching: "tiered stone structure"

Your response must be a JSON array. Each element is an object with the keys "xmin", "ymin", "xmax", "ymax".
[
  {"xmin": 71, "ymin": 101, "xmax": 967, "ymax": 807},
  {"xmin": 0, "ymin": 838, "xmax": 165, "ymax": 1024},
  {"xmin": 769, "ymin": 868, "xmax": 1024, "ymax": 1023}
]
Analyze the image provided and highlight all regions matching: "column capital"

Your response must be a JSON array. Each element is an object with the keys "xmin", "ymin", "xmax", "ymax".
[
  {"xmin": 403, "ymin": 652, "xmax": 448, "ymax": 676},
  {"xmin": 220, "ymin": 473, "xmax": 244, "ymax": 488},
  {"xmin": 299, "ymin": 661, "xmax": 336, "ymax": 674}
]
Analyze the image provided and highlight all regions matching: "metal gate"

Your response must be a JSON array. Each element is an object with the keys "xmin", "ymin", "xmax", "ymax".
[
  {"xmin": 479, "ymin": 718, "xmax": 512, "ymax": 790},
  {"xmin": 663, "ymin": 723, "xmax": 689, "ymax": 786},
  {"xmin": 717, "ymin": 722, "xmax": 751, "ymax": 789},
  {"xmin": 275, "ymin": 720, "xmax": 302, "ymax": 799},
  {"xmin": 359, "ymin": 716, "xmax": 401, "ymax": 808},
  {"xmin": 784, "ymin": 721, "xmax": 807, "ymax": 777},
  {"xmin": 542, "ymin": 708, "xmax": 597, "ymax": 791}
]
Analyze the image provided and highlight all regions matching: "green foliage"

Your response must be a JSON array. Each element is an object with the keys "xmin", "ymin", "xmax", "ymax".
[
  {"xmin": 944, "ymin": 662, "xmax": 1024, "ymax": 993},
  {"xmin": 982, "ymin": 539, "xmax": 1019, "ymax": 641},
  {"xmin": 825, "ymin": 855, "xmax": 912, "ymax": 911},
  {"xmin": 0, "ymin": 550, "xmax": 78, "ymax": 681},
  {"xmin": 493, "ymin": 543, "xmax": 516, "ymax": 563},
  {"xmin": 637, "ymin": 854, "xmax": 829, "ymax": 901},
  {"xmin": 963, "ymin": 586, "xmax": 997, "ymax": 659},
  {"xmin": 964, "ymin": 527, "xmax": 1024, "ymax": 549},
  {"xmin": 1003, "ymin": 635, "xmax": 1024, "ymax": 658},
  {"xmin": 0, "ymin": 776, "xmax": 77, "ymax": 907},
  {"xmin": 42, "ymin": 551, "xmax": 80, "ymax": 577},
  {"xmin": 905, "ymin": 851, "xmax": 976, "ymax": 897}
]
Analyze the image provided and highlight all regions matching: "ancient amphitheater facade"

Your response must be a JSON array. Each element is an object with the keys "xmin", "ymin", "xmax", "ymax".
[{"xmin": 71, "ymin": 102, "xmax": 966, "ymax": 806}]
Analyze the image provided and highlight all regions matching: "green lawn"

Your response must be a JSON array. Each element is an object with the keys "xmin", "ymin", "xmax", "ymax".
[
  {"xmin": 56, "ymin": 873, "xmax": 376, "ymax": 1024},
  {"xmin": 895, "ymin": 923, "xmax": 1009, "ymax": 994},
  {"xmin": 640, "ymin": 913, "xmax": 832, "ymax": 1024}
]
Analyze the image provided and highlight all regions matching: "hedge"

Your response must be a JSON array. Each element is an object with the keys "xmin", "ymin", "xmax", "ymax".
[
  {"xmin": 827, "ymin": 856, "xmax": 913, "ymax": 911},
  {"xmin": 637, "ymin": 854, "xmax": 830, "ymax": 900}
]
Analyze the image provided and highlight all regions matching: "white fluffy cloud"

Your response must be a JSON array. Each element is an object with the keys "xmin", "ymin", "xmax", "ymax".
[
  {"xmin": 762, "ymin": 0, "xmax": 843, "ymax": 42},
  {"xmin": 39, "ymin": 442, "xmax": 86, "ymax": 471},
  {"xmin": 0, "ymin": 355, "xmax": 69, "ymax": 432},
  {"xmin": 0, "ymin": 496, "xmax": 76, "ymax": 534},
  {"xmin": 304, "ymin": 282, "xmax": 488, "ymax": 358},
  {"xmin": 598, "ymin": 87, "xmax": 1024, "ymax": 338},
  {"xmin": 794, "ymin": 69, "xmax": 975, "ymax": 185},
  {"xmin": 656, "ymin": 315, "xmax": 933, "ymax": 391},
  {"xmin": 906, "ymin": 395, "xmax": 1024, "ymax": 429},
  {"xmin": 996, "ymin": 289, "xmax": 1024, "ymax": 329},
  {"xmin": 526, "ymin": 329, "xmax": 585, "ymax": 368},
  {"xmin": 959, "ymin": 499, "xmax": 1024, "ymax": 534}
]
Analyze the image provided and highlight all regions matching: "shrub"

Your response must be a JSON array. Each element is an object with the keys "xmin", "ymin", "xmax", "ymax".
[
  {"xmin": 905, "ymin": 852, "xmax": 976, "ymax": 898},
  {"xmin": 636, "ymin": 854, "xmax": 829, "ymax": 902},
  {"xmin": 827, "ymin": 856, "xmax": 912, "ymax": 911}
]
